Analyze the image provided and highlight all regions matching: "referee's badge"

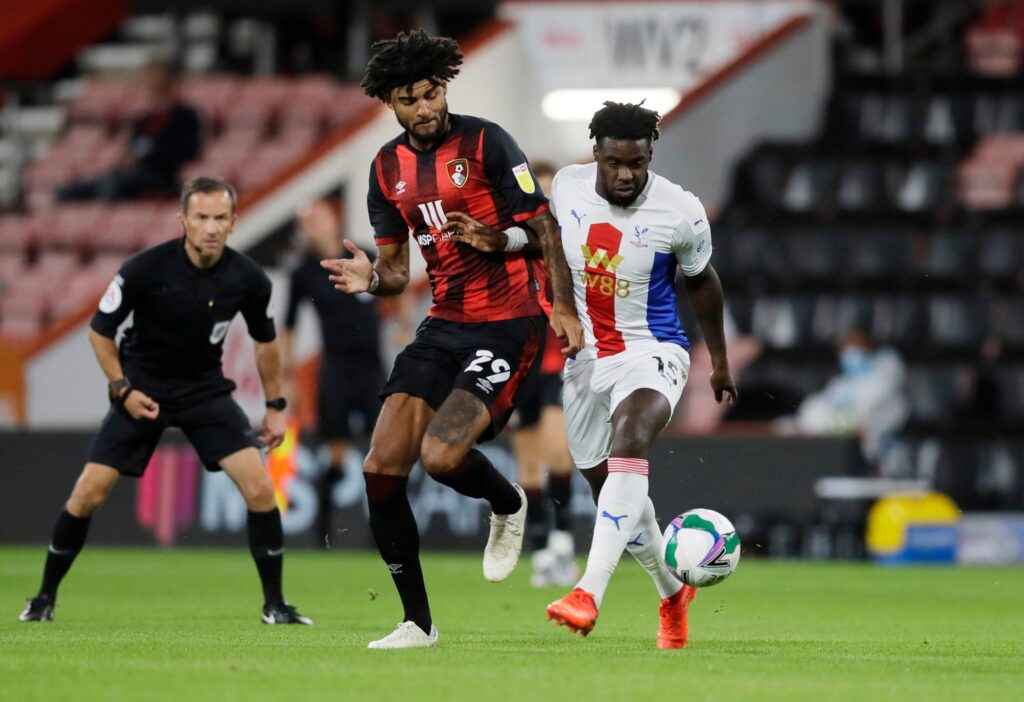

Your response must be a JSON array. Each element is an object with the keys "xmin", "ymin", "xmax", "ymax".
[
  {"xmin": 446, "ymin": 158, "xmax": 469, "ymax": 188},
  {"xmin": 98, "ymin": 276, "xmax": 123, "ymax": 313},
  {"xmin": 209, "ymin": 320, "xmax": 230, "ymax": 344}
]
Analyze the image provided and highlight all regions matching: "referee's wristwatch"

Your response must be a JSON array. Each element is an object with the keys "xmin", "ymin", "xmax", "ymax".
[
  {"xmin": 108, "ymin": 378, "xmax": 132, "ymax": 404},
  {"xmin": 265, "ymin": 397, "xmax": 287, "ymax": 411}
]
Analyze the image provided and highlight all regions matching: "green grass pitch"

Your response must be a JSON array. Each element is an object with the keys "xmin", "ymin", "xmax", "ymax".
[{"xmin": 1, "ymin": 546, "xmax": 1022, "ymax": 701}]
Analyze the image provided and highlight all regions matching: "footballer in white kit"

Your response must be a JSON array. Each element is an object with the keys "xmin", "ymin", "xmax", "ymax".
[
  {"xmin": 552, "ymin": 161, "xmax": 711, "ymax": 469},
  {"xmin": 544, "ymin": 101, "xmax": 736, "ymax": 648}
]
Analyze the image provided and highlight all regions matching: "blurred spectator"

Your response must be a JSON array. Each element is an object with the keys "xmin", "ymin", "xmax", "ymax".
[
  {"xmin": 280, "ymin": 200, "xmax": 383, "ymax": 547},
  {"xmin": 958, "ymin": 335, "xmax": 1004, "ymax": 429},
  {"xmin": 56, "ymin": 60, "xmax": 200, "ymax": 203},
  {"xmin": 779, "ymin": 327, "xmax": 909, "ymax": 470}
]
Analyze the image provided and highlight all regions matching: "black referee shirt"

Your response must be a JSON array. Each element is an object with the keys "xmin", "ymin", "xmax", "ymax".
[
  {"xmin": 91, "ymin": 237, "xmax": 276, "ymax": 408},
  {"xmin": 284, "ymin": 254, "xmax": 381, "ymax": 363}
]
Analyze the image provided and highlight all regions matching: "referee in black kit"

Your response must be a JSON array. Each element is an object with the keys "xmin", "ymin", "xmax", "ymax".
[{"xmin": 19, "ymin": 176, "xmax": 312, "ymax": 626}]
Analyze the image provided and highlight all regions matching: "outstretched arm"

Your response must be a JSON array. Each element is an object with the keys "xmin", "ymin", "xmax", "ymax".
[
  {"xmin": 322, "ymin": 240, "xmax": 409, "ymax": 296},
  {"xmin": 527, "ymin": 210, "xmax": 584, "ymax": 357},
  {"xmin": 683, "ymin": 264, "xmax": 737, "ymax": 405}
]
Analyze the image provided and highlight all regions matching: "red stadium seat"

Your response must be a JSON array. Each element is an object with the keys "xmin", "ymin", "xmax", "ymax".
[{"xmin": 0, "ymin": 217, "xmax": 36, "ymax": 255}]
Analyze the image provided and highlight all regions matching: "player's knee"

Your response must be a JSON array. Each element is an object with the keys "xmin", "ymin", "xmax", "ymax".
[
  {"xmin": 363, "ymin": 446, "xmax": 400, "ymax": 476},
  {"xmin": 67, "ymin": 484, "xmax": 109, "ymax": 516},
  {"xmin": 243, "ymin": 477, "xmax": 276, "ymax": 510},
  {"xmin": 420, "ymin": 437, "xmax": 462, "ymax": 477}
]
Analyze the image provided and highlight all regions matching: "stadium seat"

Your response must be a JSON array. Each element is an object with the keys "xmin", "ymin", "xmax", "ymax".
[
  {"xmin": 907, "ymin": 365, "xmax": 964, "ymax": 424},
  {"xmin": 41, "ymin": 203, "xmax": 107, "ymax": 250},
  {"xmin": 893, "ymin": 161, "xmax": 951, "ymax": 212},
  {"xmin": 995, "ymin": 365, "xmax": 1024, "ymax": 421},
  {"xmin": 783, "ymin": 229, "xmax": 844, "ymax": 283},
  {"xmin": 871, "ymin": 296, "xmax": 928, "ymax": 348},
  {"xmin": 809, "ymin": 294, "xmax": 872, "ymax": 346},
  {"xmin": 928, "ymin": 296, "xmax": 989, "ymax": 350},
  {"xmin": 835, "ymin": 161, "xmax": 887, "ymax": 213},
  {"xmin": 846, "ymin": 228, "xmax": 913, "ymax": 282},
  {"xmin": 728, "ymin": 228, "xmax": 791, "ymax": 286},
  {"xmin": 996, "ymin": 296, "xmax": 1024, "ymax": 349},
  {"xmin": 0, "ymin": 251, "xmax": 26, "ymax": 285},
  {"xmin": 781, "ymin": 160, "xmax": 836, "ymax": 213},
  {"xmin": 920, "ymin": 229, "xmax": 976, "ymax": 283},
  {"xmin": 977, "ymin": 229, "xmax": 1022, "ymax": 283},
  {"xmin": 0, "ymin": 216, "xmax": 35, "ymax": 254},
  {"xmin": 751, "ymin": 296, "xmax": 802, "ymax": 349}
]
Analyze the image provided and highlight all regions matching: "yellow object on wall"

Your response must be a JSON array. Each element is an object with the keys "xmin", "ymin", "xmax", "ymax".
[{"xmin": 866, "ymin": 492, "xmax": 960, "ymax": 563}]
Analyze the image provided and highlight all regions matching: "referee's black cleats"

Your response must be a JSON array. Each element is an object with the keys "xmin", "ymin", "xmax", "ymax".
[
  {"xmin": 261, "ymin": 601, "xmax": 313, "ymax": 625},
  {"xmin": 19, "ymin": 594, "xmax": 54, "ymax": 622}
]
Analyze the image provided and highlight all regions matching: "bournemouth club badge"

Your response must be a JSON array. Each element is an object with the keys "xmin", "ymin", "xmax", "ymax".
[{"xmin": 446, "ymin": 158, "xmax": 469, "ymax": 188}]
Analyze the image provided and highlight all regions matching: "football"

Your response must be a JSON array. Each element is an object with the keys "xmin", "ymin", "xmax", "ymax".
[{"xmin": 662, "ymin": 508, "xmax": 741, "ymax": 587}]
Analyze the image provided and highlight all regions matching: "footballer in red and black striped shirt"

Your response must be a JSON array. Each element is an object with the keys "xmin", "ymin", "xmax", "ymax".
[
  {"xmin": 321, "ymin": 29, "xmax": 583, "ymax": 649},
  {"xmin": 368, "ymin": 113, "xmax": 549, "ymax": 323}
]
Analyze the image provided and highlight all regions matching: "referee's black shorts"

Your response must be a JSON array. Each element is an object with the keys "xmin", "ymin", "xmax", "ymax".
[
  {"xmin": 381, "ymin": 315, "xmax": 545, "ymax": 440},
  {"xmin": 87, "ymin": 393, "xmax": 260, "ymax": 477}
]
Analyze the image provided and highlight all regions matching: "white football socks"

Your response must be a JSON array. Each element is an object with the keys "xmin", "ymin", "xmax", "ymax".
[
  {"xmin": 576, "ymin": 458, "xmax": 650, "ymax": 607},
  {"xmin": 626, "ymin": 497, "xmax": 683, "ymax": 600}
]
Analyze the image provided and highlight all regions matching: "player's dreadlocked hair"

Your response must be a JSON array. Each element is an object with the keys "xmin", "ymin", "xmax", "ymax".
[
  {"xmin": 588, "ymin": 101, "xmax": 661, "ymax": 143},
  {"xmin": 361, "ymin": 29, "xmax": 463, "ymax": 101}
]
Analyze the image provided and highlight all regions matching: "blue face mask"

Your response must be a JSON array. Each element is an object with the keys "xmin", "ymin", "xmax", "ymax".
[{"xmin": 840, "ymin": 348, "xmax": 872, "ymax": 376}]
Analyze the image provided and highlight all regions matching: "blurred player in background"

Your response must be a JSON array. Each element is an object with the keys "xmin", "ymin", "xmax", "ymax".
[
  {"xmin": 19, "ymin": 177, "xmax": 311, "ymax": 626},
  {"xmin": 281, "ymin": 199, "xmax": 383, "ymax": 548},
  {"xmin": 512, "ymin": 160, "xmax": 578, "ymax": 588},
  {"xmin": 323, "ymin": 29, "xmax": 582, "ymax": 649},
  {"xmin": 56, "ymin": 59, "xmax": 200, "ymax": 203},
  {"xmin": 544, "ymin": 102, "xmax": 736, "ymax": 648}
]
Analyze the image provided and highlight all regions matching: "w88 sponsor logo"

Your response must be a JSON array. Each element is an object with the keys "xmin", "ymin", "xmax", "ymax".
[{"xmin": 578, "ymin": 270, "xmax": 631, "ymax": 298}]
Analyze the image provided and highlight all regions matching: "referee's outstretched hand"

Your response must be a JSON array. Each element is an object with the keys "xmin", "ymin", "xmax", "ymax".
[
  {"xmin": 124, "ymin": 390, "xmax": 160, "ymax": 420},
  {"xmin": 322, "ymin": 240, "xmax": 372, "ymax": 294}
]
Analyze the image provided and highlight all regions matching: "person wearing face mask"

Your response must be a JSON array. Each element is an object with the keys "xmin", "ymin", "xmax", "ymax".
[{"xmin": 790, "ymin": 327, "xmax": 909, "ymax": 469}]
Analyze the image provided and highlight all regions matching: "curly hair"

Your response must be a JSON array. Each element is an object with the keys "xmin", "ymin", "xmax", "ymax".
[
  {"xmin": 588, "ymin": 101, "xmax": 661, "ymax": 143},
  {"xmin": 361, "ymin": 29, "xmax": 463, "ymax": 101}
]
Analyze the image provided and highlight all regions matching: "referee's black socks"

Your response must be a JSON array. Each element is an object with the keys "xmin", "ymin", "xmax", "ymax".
[
  {"xmin": 247, "ymin": 508, "xmax": 285, "ymax": 606},
  {"xmin": 431, "ymin": 449, "xmax": 523, "ymax": 515},
  {"xmin": 39, "ymin": 510, "xmax": 91, "ymax": 599}
]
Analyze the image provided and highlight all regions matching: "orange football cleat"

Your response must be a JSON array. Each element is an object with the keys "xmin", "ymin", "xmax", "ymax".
[
  {"xmin": 546, "ymin": 588, "xmax": 598, "ymax": 637},
  {"xmin": 657, "ymin": 585, "xmax": 698, "ymax": 649}
]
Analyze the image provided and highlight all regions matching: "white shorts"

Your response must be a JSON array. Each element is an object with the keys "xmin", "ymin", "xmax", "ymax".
[{"xmin": 563, "ymin": 342, "xmax": 690, "ymax": 470}]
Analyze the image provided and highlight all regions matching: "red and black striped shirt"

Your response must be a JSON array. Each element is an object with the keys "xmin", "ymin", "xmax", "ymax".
[{"xmin": 368, "ymin": 114, "xmax": 549, "ymax": 323}]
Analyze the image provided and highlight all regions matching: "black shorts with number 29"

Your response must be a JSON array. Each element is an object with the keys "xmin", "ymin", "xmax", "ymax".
[{"xmin": 381, "ymin": 315, "xmax": 546, "ymax": 440}]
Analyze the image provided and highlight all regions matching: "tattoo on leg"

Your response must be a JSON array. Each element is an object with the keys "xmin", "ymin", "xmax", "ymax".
[{"xmin": 426, "ymin": 390, "xmax": 486, "ymax": 446}]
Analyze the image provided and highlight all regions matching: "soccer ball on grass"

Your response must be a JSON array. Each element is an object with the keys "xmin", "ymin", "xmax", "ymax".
[{"xmin": 661, "ymin": 508, "xmax": 740, "ymax": 587}]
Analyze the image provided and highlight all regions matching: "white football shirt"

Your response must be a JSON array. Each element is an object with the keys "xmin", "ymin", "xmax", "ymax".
[{"xmin": 551, "ymin": 162, "xmax": 712, "ymax": 360}]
